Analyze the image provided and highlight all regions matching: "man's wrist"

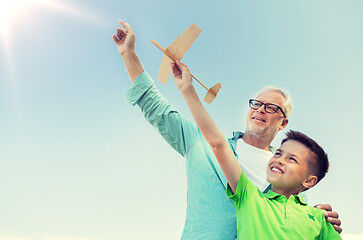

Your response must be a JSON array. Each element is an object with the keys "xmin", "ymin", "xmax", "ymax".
[{"xmin": 121, "ymin": 49, "xmax": 137, "ymax": 59}]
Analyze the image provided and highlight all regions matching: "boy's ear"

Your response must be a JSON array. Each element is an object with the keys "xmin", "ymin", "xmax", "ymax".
[{"xmin": 302, "ymin": 175, "xmax": 318, "ymax": 189}]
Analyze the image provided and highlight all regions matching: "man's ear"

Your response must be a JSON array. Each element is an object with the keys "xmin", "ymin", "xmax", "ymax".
[
  {"xmin": 279, "ymin": 118, "xmax": 289, "ymax": 130},
  {"xmin": 302, "ymin": 175, "xmax": 318, "ymax": 189}
]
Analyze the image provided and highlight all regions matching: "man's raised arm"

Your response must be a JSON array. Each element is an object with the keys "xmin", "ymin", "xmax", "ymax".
[
  {"xmin": 112, "ymin": 19, "xmax": 143, "ymax": 83},
  {"xmin": 112, "ymin": 20, "xmax": 201, "ymax": 157}
]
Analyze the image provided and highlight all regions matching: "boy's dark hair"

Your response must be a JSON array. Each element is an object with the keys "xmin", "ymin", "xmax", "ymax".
[{"xmin": 281, "ymin": 130, "xmax": 329, "ymax": 185}]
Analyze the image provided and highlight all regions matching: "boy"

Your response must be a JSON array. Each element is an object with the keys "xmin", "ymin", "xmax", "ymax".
[{"xmin": 171, "ymin": 61, "xmax": 341, "ymax": 239}]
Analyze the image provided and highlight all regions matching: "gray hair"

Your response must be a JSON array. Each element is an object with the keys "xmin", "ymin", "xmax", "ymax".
[{"xmin": 254, "ymin": 86, "xmax": 292, "ymax": 118}]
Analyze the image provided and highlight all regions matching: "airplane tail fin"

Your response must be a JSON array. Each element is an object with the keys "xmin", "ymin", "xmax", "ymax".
[{"xmin": 204, "ymin": 82, "xmax": 221, "ymax": 104}]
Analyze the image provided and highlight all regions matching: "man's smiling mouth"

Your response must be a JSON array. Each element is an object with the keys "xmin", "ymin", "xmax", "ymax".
[{"xmin": 253, "ymin": 117, "xmax": 266, "ymax": 122}]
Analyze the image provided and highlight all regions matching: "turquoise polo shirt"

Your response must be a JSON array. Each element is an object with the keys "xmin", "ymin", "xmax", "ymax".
[
  {"xmin": 227, "ymin": 171, "xmax": 342, "ymax": 239},
  {"xmin": 126, "ymin": 72, "xmax": 236, "ymax": 239}
]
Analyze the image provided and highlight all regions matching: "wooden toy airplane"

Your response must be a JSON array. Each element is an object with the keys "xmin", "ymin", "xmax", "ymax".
[{"xmin": 151, "ymin": 24, "xmax": 221, "ymax": 104}]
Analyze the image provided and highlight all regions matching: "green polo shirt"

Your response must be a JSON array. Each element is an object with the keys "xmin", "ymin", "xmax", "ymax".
[{"xmin": 227, "ymin": 171, "xmax": 342, "ymax": 239}]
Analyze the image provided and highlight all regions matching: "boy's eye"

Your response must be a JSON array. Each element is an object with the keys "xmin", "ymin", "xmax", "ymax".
[
  {"xmin": 274, "ymin": 152, "xmax": 281, "ymax": 156},
  {"xmin": 289, "ymin": 158, "xmax": 297, "ymax": 163}
]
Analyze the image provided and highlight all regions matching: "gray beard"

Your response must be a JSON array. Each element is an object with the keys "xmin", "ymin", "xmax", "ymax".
[
  {"xmin": 245, "ymin": 124, "xmax": 279, "ymax": 142},
  {"xmin": 245, "ymin": 122, "xmax": 268, "ymax": 137},
  {"xmin": 245, "ymin": 127, "xmax": 267, "ymax": 138}
]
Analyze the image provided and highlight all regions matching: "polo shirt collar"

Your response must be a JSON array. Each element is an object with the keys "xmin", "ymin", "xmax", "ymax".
[
  {"xmin": 265, "ymin": 190, "xmax": 307, "ymax": 205},
  {"xmin": 232, "ymin": 131, "xmax": 276, "ymax": 153},
  {"xmin": 293, "ymin": 194, "xmax": 307, "ymax": 205}
]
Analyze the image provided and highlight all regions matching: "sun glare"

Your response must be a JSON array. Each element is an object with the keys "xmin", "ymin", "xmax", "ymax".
[
  {"xmin": 0, "ymin": 0, "xmax": 55, "ymax": 35},
  {"xmin": 0, "ymin": 0, "xmax": 104, "ymax": 106}
]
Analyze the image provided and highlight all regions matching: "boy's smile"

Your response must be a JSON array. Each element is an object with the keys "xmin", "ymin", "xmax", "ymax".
[
  {"xmin": 266, "ymin": 140, "xmax": 315, "ymax": 197},
  {"xmin": 270, "ymin": 166, "xmax": 283, "ymax": 174}
]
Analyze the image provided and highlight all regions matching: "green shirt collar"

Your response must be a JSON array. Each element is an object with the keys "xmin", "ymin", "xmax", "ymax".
[{"xmin": 265, "ymin": 190, "xmax": 307, "ymax": 205}]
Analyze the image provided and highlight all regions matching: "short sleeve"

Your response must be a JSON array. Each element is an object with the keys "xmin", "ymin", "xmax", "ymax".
[
  {"xmin": 227, "ymin": 170, "xmax": 256, "ymax": 205},
  {"xmin": 318, "ymin": 214, "xmax": 342, "ymax": 240}
]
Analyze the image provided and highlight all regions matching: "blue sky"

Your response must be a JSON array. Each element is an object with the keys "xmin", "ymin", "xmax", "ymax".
[{"xmin": 1, "ymin": 0, "xmax": 362, "ymax": 239}]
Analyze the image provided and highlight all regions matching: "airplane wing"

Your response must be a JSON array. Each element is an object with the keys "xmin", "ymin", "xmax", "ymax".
[
  {"xmin": 157, "ymin": 55, "xmax": 174, "ymax": 84},
  {"xmin": 157, "ymin": 24, "xmax": 201, "ymax": 84}
]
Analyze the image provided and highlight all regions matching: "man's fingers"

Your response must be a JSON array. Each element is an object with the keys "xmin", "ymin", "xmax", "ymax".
[
  {"xmin": 326, "ymin": 216, "xmax": 341, "ymax": 226},
  {"xmin": 116, "ymin": 27, "xmax": 124, "ymax": 33},
  {"xmin": 323, "ymin": 210, "xmax": 342, "ymax": 233},
  {"xmin": 325, "ymin": 211, "xmax": 341, "ymax": 227},
  {"xmin": 314, "ymin": 204, "xmax": 332, "ymax": 211},
  {"xmin": 116, "ymin": 28, "xmax": 126, "ymax": 39},
  {"xmin": 112, "ymin": 35, "xmax": 119, "ymax": 44},
  {"xmin": 118, "ymin": 19, "xmax": 127, "ymax": 30},
  {"xmin": 118, "ymin": 19, "xmax": 133, "ymax": 34},
  {"xmin": 324, "ymin": 210, "xmax": 339, "ymax": 219},
  {"xmin": 334, "ymin": 225, "xmax": 343, "ymax": 234}
]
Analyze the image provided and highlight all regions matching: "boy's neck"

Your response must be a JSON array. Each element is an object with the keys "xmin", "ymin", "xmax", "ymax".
[{"xmin": 271, "ymin": 186, "xmax": 302, "ymax": 199}]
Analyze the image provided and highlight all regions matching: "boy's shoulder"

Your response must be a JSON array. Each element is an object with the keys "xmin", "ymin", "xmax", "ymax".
[
  {"xmin": 283, "ymin": 196, "xmax": 331, "ymax": 229},
  {"xmin": 297, "ymin": 203, "xmax": 342, "ymax": 239},
  {"xmin": 264, "ymin": 192, "xmax": 327, "ymax": 222}
]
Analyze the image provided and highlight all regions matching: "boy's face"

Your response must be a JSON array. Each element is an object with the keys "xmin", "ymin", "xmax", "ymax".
[{"xmin": 266, "ymin": 140, "xmax": 315, "ymax": 194}]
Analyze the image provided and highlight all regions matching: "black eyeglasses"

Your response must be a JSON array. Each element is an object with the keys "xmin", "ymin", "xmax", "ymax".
[{"xmin": 249, "ymin": 99, "xmax": 286, "ymax": 118}]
